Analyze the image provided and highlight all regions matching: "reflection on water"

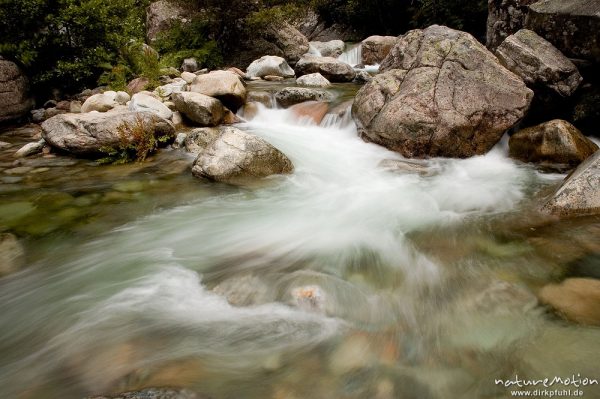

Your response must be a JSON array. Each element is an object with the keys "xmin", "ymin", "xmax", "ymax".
[{"xmin": 0, "ymin": 98, "xmax": 599, "ymax": 399}]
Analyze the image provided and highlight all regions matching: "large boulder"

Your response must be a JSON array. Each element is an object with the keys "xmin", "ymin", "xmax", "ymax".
[
  {"xmin": 80, "ymin": 91, "xmax": 126, "ymax": 113},
  {"xmin": 275, "ymin": 87, "xmax": 334, "ymax": 108},
  {"xmin": 41, "ymin": 110, "xmax": 175, "ymax": 157},
  {"xmin": 295, "ymin": 55, "xmax": 356, "ymax": 82},
  {"xmin": 171, "ymin": 92, "xmax": 224, "ymax": 126},
  {"xmin": 189, "ymin": 70, "xmax": 246, "ymax": 112},
  {"xmin": 184, "ymin": 127, "xmax": 224, "ymax": 155},
  {"xmin": 496, "ymin": 29, "xmax": 582, "ymax": 97},
  {"xmin": 0, "ymin": 59, "xmax": 34, "ymax": 123},
  {"xmin": 542, "ymin": 149, "xmax": 600, "ymax": 216},
  {"xmin": 509, "ymin": 119, "xmax": 598, "ymax": 167},
  {"xmin": 146, "ymin": 1, "xmax": 196, "ymax": 42},
  {"xmin": 309, "ymin": 40, "xmax": 345, "ymax": 58},
  {"xmin": 129, "ymin": 92, "xmax": 173, "ymax": 120},
  {"xmin": 354, "ymin": 25, "xmax": 533, "ymax": 158},
  {"xmin": 361, "ymin": 36, "xmax": 397, "ymax": 65},
  {"xmin": 486, "ymin": 0, "xmax": 537, "ymax": 50},
  {"xmin": 296, "ymin": 73, "xmax": 331, "ymax": 88},
  {"xmin": 293, "ymin": 10, "xmax": 360, "ymax": 42},
  {"xmin": 192, "ymin": 127, "xmax": 294, "ymax": 185},
  {"xmin": 246, "ymin": 56, "xmax": 295, "ymax": 79},
  {"xmin": 524, "ymin": 0, "xmax": 600, "ymax": 64}
]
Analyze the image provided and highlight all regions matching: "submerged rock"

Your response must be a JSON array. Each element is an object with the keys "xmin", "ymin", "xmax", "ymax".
[
  {"xmin": 353, "ymin": 25, "xmax": 532, "ymax": 158},
  {"xmin": 192, "ymin": 127, "xmax": 293, "ymax": 185},
  {"xmin": 378, "ymin": 159, "xmax": 432, "ymax": 176},
  {"xmin": 542, "ymin": 149, "xmax": 600, "ymax": 216},
  {"xmin": 361, "ymin": 35, "xmax": 397, "ymax": 65},
  {"xmin": 41, "ymin": 111, "xmax": 175, "ymax": 157},
  {"xmin": 289, "ymin": 101, "xmax": 329, "ymax": 124},
  {"xmin": 295, "ymin": 54, "xmax": 356, "ymax": 82},
  {"xmin": 15, "ymin": 139, "xmax": 45, "ymax": 158},
  {"xmin": 172, "ymin": 92, "xmax": 224, "ymax": 126},
  {"xmin": 246, "ymin": 56, "xmax": 295, "ymax": 79},
  {"xmin": 496, "ymin": 29, "xmax": 582, "ymax": 97},
  {"xmin": 538, "ymin": 278, "xmax": 600, "ymax": 326},
  {"xmin": 0, "ymin": 58, "xmax": 34, "ymax": 123},
  {"xmin": 509, "ymin": 119, "xmax": 598, "ymax": 168},
  {"xmin": 0, "ymin": 233, "xmax": 25, "ymax": 278},
  {"xmin": 189, "ymin": 70, "xmax": 246, "ymax": 112},
  {"xmin": 275, "ymin": 87, "xmax": 334, "ymax": 108},
  {"xmin": 87, "ymin": 387, "xmax": 201, "ymax": 399},
  {"xmin": 296, "ymin": 72, "xmax": 331, "ymax": 88}
]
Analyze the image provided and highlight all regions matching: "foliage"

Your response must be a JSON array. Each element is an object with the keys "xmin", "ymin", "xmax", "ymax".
[
  {"xmin": 98, "ymin": 116, "xmax": 170, "ymax": 164},
  {"xmin": 99, "ymin": 41, "xmax": 162, "ymax": 91}
]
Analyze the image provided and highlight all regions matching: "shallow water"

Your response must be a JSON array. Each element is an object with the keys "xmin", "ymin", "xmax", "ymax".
[{"xmin": 0, "ymin": 93, "xmax": 599, "ymax": 399}]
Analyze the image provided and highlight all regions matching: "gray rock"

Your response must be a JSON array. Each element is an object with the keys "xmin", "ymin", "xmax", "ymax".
[
  {"xmin": 309, "ymin": 40, "xmax": 345, "ymax": 58},
  {"xmin": 41, "ymin": 111, "xmax": 175, "ymax": 157},
  {"xmin": 15, "ymin": 139, "xmax": 45, "ymax": 158},
  {"xmin": 192, "ymin": 127, "xmax": 294, "ymax": 185},
  {"xmin": 496, "ymin": 29, "xmax": 582, "ymax": 97},
  {"xmin": 129, "ymin": 92, "xmax": 173, "ymax": 120},
  {"xmin": 0, "ymin": 59, "xmax": 34, "ymax": 123},
  {"xmin": 361, "ymin": 35, "xmax": 397, "ymax": 65},
  {"xmin": 31, "ymin": 109, "xmax": 46, "ymax": 123},
  {"xmin": 354, "ymin": 25, "xmax": 533, "ymax": 158},
  {"xmin": 86, "ymin": 387, "xmax": 201, "ymax": 399},
  {"xmin": 353, "ymin": 70, "xmax": 372, "ymax": 84},
  {"xmin": 246, "ymin": 56, "xmax": 295, "ymax": 79},
  {"xmin": 146, "ymin": 1, "xmax": 196, "ymax": 42},
  {"xmin": 542, "ymin": 149, "xmax": 600, "ymax": 216},
  {"xmin": 184, "ymin": 127, "xmax": 224, "ymax": 154},
  {"xmin": 524, "ymin": 0, "xmax": 600, "ymax": 64},
  {"xmin": 154, "ymin": 80, "xmax": 187, "ymax": 98},
  {"xmin": 181, "ymin": 57, "xmax": 199, "ymax": 73},
  {"xmin": 509, "ymin": 119, "xmax": 598, "ymax": 168},
  {"xmin": 296, "ymin": 73, "xmax": 331, "ymax": 88},
  {"xmin": 0, "ymin": 233, "xmax": 25, "ymax": 278},
  {"xmin": 172, "ymin": 92, "xmax": 224, "ymax": 126},
  {"xmin": 275, "ymin": 87, "xmax": 334, "ymax": 108},
  {"xmin": 295, "ymin": 55, "xmax": 356, "ymax": 82},
  {"xmin": 173, "ymin": 132, "xmax": 187, "ymax": 149},
  {"xmin": 189, "ymin": 70, "xmax": 246, "ymax": 112},
  {"xmin": 81, "ymin": 92, "xmax": 119, "ymax": 113},
  {"xmin": 486, "ymin": 0, "xmax": 536, "ymax": 50}
]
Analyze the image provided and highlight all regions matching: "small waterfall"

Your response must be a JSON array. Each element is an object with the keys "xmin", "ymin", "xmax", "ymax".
[
  {"xmin": 338, "ymin": 43, "xmax": 362, "ymax": 67},
  {"xmin": 320, "ymin": 106, "xmax": 353, "ymax": 129}
]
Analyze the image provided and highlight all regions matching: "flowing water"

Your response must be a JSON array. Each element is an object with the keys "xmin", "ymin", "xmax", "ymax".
[{"xmin": 0, "ymin": 85, "xmax": 600, "ymax": 398}]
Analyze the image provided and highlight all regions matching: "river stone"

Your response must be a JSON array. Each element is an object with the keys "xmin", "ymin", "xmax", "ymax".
[
  {"xmin": 246, "ymin": 56, "xmax": 295, "ymax": 79},
  {"xmin": 309, "ymin": 40, "xmax": 345, "ymax": 58},
  {"xmin": 41, "ymin": 111, "xmax": 175, "ymax": 157},
  {"xmin": 181, "ymin": 71, "xmax": 196, "ymax": 84},
  {"xmin": 296, "ymin": 73, "xmax": 331, "ymax": 88},
  {"xmin": 538, "ymin": 278, "xmax": 600, "ymax": 326},
  {"xmin": 354, "ymin": 25, "xmax": 533, "ymax": 158},
  {"xmin": 128, "ymin": 92, "xmax": 172, "ymax": 120},
  {"xmin": 496, "ymin": 29, "xmax": 582, "ymax": 97},
  {"xmin": 171, "ymin": 92, "xmax": 224, "ymax": 126},
  {"xmin": 524, "ymin": 0, "xmax": 600, "ymax": 64},
  {"xmin": 275, "ymin": 87, "xmax": 334, "ymax": 108},
  {"xmin": 15, "ymin": 139, "xmax": 45, "ymax": 158},
  {"xmin": 87, "ymin": 387, "xmax": 201, "ymax": 399},
  {"xmin": 0, "ymin": 233, "xmax": 25, "ymax": 277},
  {"xmin": 0, "ymin": 58, "xmax": 34, "ymax": 123},
  {"xmin": 361, "ymin": 36, "xmax": 397, "ymax": 65},
  {"xmin": 192, "ymin": 127, "xmax": 294, "ymax": 185},
  {"xmin": 247, "ymin": 91, "xmax": 273, "ymax": 107},
  {"xmin": 81, "ymin": 92, "xmax": 119, "ymax": 113},
  {"xmin": 295, "ymin": 54, "xmax": 356, "ymax": 82},
  {"xmin": 189, "ymin": 70, "xmax": 246, "ymax": 112},
  {"xmin": 486, "ymin": 0, "xmax": 537, "ymax": 50},
  {"xmin": 184, "ymin": 127, "xmax": 225, "ymax": 155},
  {"xmin": 542, "ymin": 149, "xmax": 600, "ymax": 216},
  {"xmin": 509, "ymin": 120, "xmax": 598, "ymax": 167}
]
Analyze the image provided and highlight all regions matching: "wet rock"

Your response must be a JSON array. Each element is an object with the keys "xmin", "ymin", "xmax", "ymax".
[
  {"xmin": 289, "ymin": 101, "xmax": 329, "ymax": 124},
  {"xmin": 542, "ymin": 149, "xmax": 600, "ymax": 216},
  {"xmin": 354, "ymin": 25, "xmax": 532, "ymax": 158},
  {"xmin": 41, "ymin": 111, "xmax": 175, "ymax": 157},
  {"xmin": 171, "ymin": 111, "xmax": 183, "ymax": 126},
  {"xmin": 353, "ymin": 70, "xmax": 372, "ymax": 84},
  {"xmin": 4, "ymin": 166, "xmax": 33, "ymax": 174},
  {"xmin": 0, "ymin": 58, "xmax": 34, "ymax": 123},
  {"xmin": 0, "ymin": 141, "xmax": 11, "ymax": 149},
  {"xmin": 126, "ymin": 77, "xmax": 150, "ymax": 95},
  {"xmin": 240, "ymin": 102, "xmax": 260, "ymax": 120},
  {"xmin": 14, "ymin": 139, "xmax": 45, "ymax": 158},
  {"xmin": 189, "ymin": 71, "xmax": 246, "ymax": 112},
  {"xmin": 86, "ymin": 387, "xmax": 201, "ymax": 399},
  {"xmin": 538, "ymin": 278, "xmax": 600, "ymax": 326},
  {"xmin": 129, "ymin": 92, "xmax": 173, "ymax": 120},
  {"xmin": 361, "ymin": 36, "xmax": 397, "ymax": 65},
  {"xmin": 309, "ymin": 40, "xmax": 345, "ymax": 58},
  {"xmin": 524, "ymin": 0, "xmax": 600, "ymax": 64},
  {"xmin": 291, "ymin": 285, "xmax": 326, "ymax": 312},
  {"xmin": 184, "ymin": 127, "xmax": 225, "ymax": 155},
  {"xmin": 295, "ymin": 55, "xmax": 356, "ymax": 82},
  {"xmin": 31, "ymin": 108, "xmax": 46, "ymax": 123},
  {"xmin": 275, "ymin": 87, "xmax": 334, "ymax": 108},
  {"xmin": 173, "ymin": 132, "xmax": 187, "ymax": 149},
  {"xmin": 181, "ymin": 57, "xmax": 199, "ymax": 73},
  {"xmin": 509, "ymin": 119, "xmax": 598, "ymax": 168},
  {"xmin": 378, "ymin": 159, "xmax": 432, "ymax": 176},
  {"xmin": 192, "ymin": 127, "xmax": 294, "ymax": 185},
  {"xmin": 222, "ymin": 109, "xmax": 241, "ymax": 125},
  {"xmin": 0, "ymin": 233, "xmax": 25, "ymax": 277},
  {"xmin": 296, "ymin": 73, "xmax": 331, "ymax": 88},
  {"xmin": 486, "ymin": 0, "xmax": 536, "ymax": 50},
  {"xmin": 264, "ymin": 75, "xmax": 284, "ymax": 82},
  {"xmin": 81, "ymin": 92, "xmax": 119, "ymax": 113},
  {"xmin": 247, "ymin": 91, "xmax": 273, "ymax": 107},
  {"xmin": 213, "ymin": 274, "xmax": 270, "ymax": 306},
  {"xmin": 172, "ymin": 92, "xmax": 224, "ymax": 126},
  {"xmin": 246, "ymin": 56, "xmax": 295, "ymax": 79},
  {"xmin": 496, "ymin": 29, "xmax": 582, "ymax": 97},
  {"xmin": 329, "ymin": 333, "xmax": 373, "ymax": 375}
]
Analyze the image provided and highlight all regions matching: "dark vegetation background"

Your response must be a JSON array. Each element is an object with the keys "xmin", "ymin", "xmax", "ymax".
[{"xmin": 0, "ymin": 0, "xmax": 487, "ymax": 96}]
